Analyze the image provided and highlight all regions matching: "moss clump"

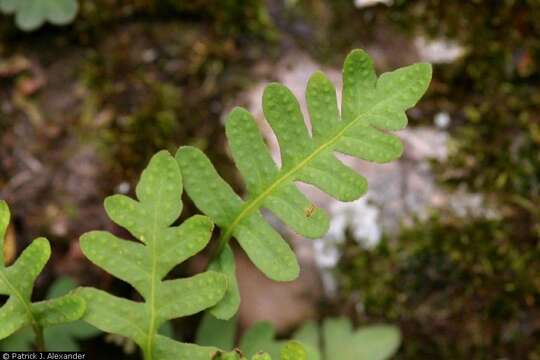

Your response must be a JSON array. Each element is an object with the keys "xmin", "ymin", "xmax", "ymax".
[
  {"xmin": 77, "ymin": 21, "xmax": 263, "ymax": 191},
  {"xmin": 0, "ymin": 0, "xmax": 276, "ymax": 47},
  {"xmin": 306, "ymin": 2, "xmax": 540, "ymax": 356},
  {"xmin": 385, "ymin": 1, "xmax": 540, "ymax": 199},
  {"xmin": 337, "ymin": 215, "xmax": 540, "ymax": 358}
]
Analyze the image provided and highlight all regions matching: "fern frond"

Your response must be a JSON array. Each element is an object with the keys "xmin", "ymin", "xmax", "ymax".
[
  {"xmin": 176, "ymin": 49, "xmax": 432, "ymax": 318},
  {"xmin": 154, "ymin": 335, "xmax": 219, "ymax": 360},
  {"xmin": 159, "ymin": 320, "xmax": 308, "ymax": 360},
  {"xmin": 0, "ymin": 276, "xmax": 100, "ymax": 351},
  {"xmin": 0, "ymin": 0, "xmax": 78, "ymax": 31},
  {"xmin": 322, "ymin": 318, "xmax": 400, "ymax": 360},
  {"xmin": 196, "ymin": 313, "xmax": 318, "ymax": 359},
  {"xmin": 195, "ymin": 312, "xmax": 398, "ymax": 360},
  {"xmin": 77, "ymin": 151, "xmax": 228, "ymax": 359},
  {"xmin": 210, "ymin": 341, "xmax": 307, "ymax": 360},
  {"xmin": 239, "ymin": 322, "xmax": 280, "ymax": 358},
  {"xmin": 0, "ymin": 201, "xmax": 85, "ymax": 349},
  {"xmin": 280, "ymin": 341, "xmax": 307, "ymax": 360}
]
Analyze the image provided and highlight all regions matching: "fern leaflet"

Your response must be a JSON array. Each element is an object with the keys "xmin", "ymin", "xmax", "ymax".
[
  {"xmin": 77, "ymin": 151, "xmax": 228, "ymax": 360},
  {"xmin": 176, "ymin": 49, "xmax": 432, "ymax": 318},
  {"xmin": 0, "ymin": 201, "xmax": 85, "ymax": 350}
]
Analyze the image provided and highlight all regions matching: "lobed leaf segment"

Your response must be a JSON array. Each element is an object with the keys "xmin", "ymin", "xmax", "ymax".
[
  {"xmin": 0, "ymin": 0, "xmax": 78, "ymax": 31},
  {"xmin": 197, "ymin": 313, "xmax": 400, "ymax": 360},
  {"xmin": 210, "ymin": 341, "xmax": 307, "ymax": 360},
  {"xmin": 0, "ymin": 277, "xmax": 100, "ymax": 351},
  {"xmin": 0, "ymin": 201, "xmax": 85, "ymax": 350},
  {"xmin": 320, "ymin": 318, "xmax": 400, "ymax": 360},
  {"xmin": 77, "ymin": 151, "xmax": 228, "ymax": 360},
  {"xmin": 176, "ymin": 49, "xmax": 432, "ymax": 318}
]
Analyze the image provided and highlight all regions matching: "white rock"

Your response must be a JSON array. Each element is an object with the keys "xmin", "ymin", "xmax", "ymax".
[
  {"xmin": 434, "ymin": 111, "xmax": 451, "ymax": 129},
  {"xmin": 116, "ymin": 181, "xmax": 131, "ymax": 194},
  {"xmin": 415, "ymin": 36, "xmax": 465, "ymax": 64},
  {"xmin": 354, "ymin": 0, "xmax": 393, "ymax": 8}
]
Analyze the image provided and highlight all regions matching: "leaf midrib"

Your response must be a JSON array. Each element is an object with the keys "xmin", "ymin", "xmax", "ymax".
[
  {"xmin": 0, "ymin": 270, "xmax": 38, "ymax": 332},
  {"xmin": 145, "ymin": 181, "xmax": 165, "ymax": 360},
  {"xmin": 217, "ymin": 108, "xmax": 372, "ymax": 251},
  {"xmin": 100, "ymin": 301, "xmax": 147, "ymax": 341}
]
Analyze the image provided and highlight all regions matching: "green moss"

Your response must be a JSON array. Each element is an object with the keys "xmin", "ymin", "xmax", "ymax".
[
  {"xmin": 73, "ymin": 0, "xmax": 275, "ymax": 43},
  {"xmin": 0, "ymin": 0, "xmax": 276, "ymax": 45},
  {"xmin": 76, "ymin": 21, "xmax": 262, "ymax": 190},
  {"xmin": 337, "ymin": 215, "xmax": 540, "ymax": 358},
  {"xmin": 385, "ymin": 1, "xmax": 540, "ymax": 199},
  {"xmin": 307, "ymin": 5, "xmax": 540, "ymax": 356}
]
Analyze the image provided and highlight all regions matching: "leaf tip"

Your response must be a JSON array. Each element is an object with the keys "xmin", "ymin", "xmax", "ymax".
[
  {"xmin": 175, "ymin": 145, "xmax": 203, "ymax": 162},
  {"xmin": 0, "ymin": 199, "xmax": 9, "ymax": 229},
  {"xmin": 344, "ymin": 48, "xmax": 373, "ymax": 68},
  {"xmin": 262, "ymin": 82, "xmax": 290, "ymax": 103},
  {"xmin": 412, "ymin": 62, "xmax": 433, "ymax": 89},
  {"xmin": 78, "ymin": 232, "xmax": 93, "ymax": 254},
  {"xmin": 347, "ymin": 48, "xmax": 369, "ymax": 58},
  {"xmin": 34, "ymin": 237, "xmax": 52, "ymax": 256}
]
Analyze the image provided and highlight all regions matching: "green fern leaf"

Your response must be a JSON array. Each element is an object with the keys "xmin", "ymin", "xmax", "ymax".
[
  {"xmin": 292, "ymin": 322, "xmax": 320, "ymax": 360},
  {"xmin": 0, "ymin": 201, "xmax": 85, "ymax": 347},
  {"xmin": 323, "ymin": 318, "xmax": 400, "ymax": 360},
  {"xmin": 239, "ymin": 322, "xmax": 282, "ymax": 359},
  {"xmin": 208, "ymin": 244, "xmax": 240, "ymax": 319},
  {"xmin": 280, "ymin": 341, "xmax": 307, "ymax": 360},
  {"xmin": 209, "ymin": 341, "xmax": 306, "ymax": 360},
  {"xmin": 251, "ymin": 353, "xmax": 272, "ymax": 360},
  {"xmin": 154, "ymin": 335, "xmax": 219, "ymax": 360},
  {"xmin": 0, "ymin": 277, "xmax": 100, "ymax": 351},
  {"xmin": 0, "ymin": 0, "xmax": 79, "ymax": 31},
  {"xmin": 194, "ymin": 314, "xmax": 293, "ymax": 359},
  {"xmin": 0, "ymin": 0, "xmax": 17, "ymax": 13},
  {"xmin": 77, "ymin": 151, "xmax": 228, "ymax": 359},
  {"xmin": 176, "ymin": 49, "xmax": 432, "ymax": 317},
  {"xmin": 195, "ymin": 311, "xmax": 237, "ymax": 351},
  {"xmin": 237, "ymin": 318, "xmax": 317, "ymax": 359},
  {"xmin": 194, "ymin": 313, "xmax": 400, "ymax": 360}
]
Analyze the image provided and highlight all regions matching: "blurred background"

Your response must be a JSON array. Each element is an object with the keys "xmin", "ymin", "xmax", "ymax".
[{"xmin": 0, "ymin": 0, "xmax": 539, "ymax": 358}]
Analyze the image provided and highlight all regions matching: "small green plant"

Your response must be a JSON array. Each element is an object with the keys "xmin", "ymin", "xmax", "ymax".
[
  {"xmin": 0, "ymin": 277, "xmax": 100, "ymax": 351},
  {"xmin": 196, "ymin": 313, "xmax": 400, "ymax": 360},
  {"xmin": 196, "ymin": 313, "xmax": 308, "ymax": 359},
  {"xmin": 0, "ymin": 201, "xmax": 85, "ymax": 351},
  {"xmin": 76, "ymin": 151, "xmax": 229, "ymax": 360},
  {"xmin": 211, "ymin": 341, "xmax": 307, "ymax": 360},
  {"xmin": 319, "ymin": 318, "xmax": 400, "ymax": 360},
  {"xmin": 0, "ymin": 0, "xmax": 78, "ymax": 31},
  {"xmin": 0, "ymin": 49, "xmax": 431, "ymax": 358},
  {"xmin": 176, "ymin": 49, "xmax": 432, "ymax": 318}
]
